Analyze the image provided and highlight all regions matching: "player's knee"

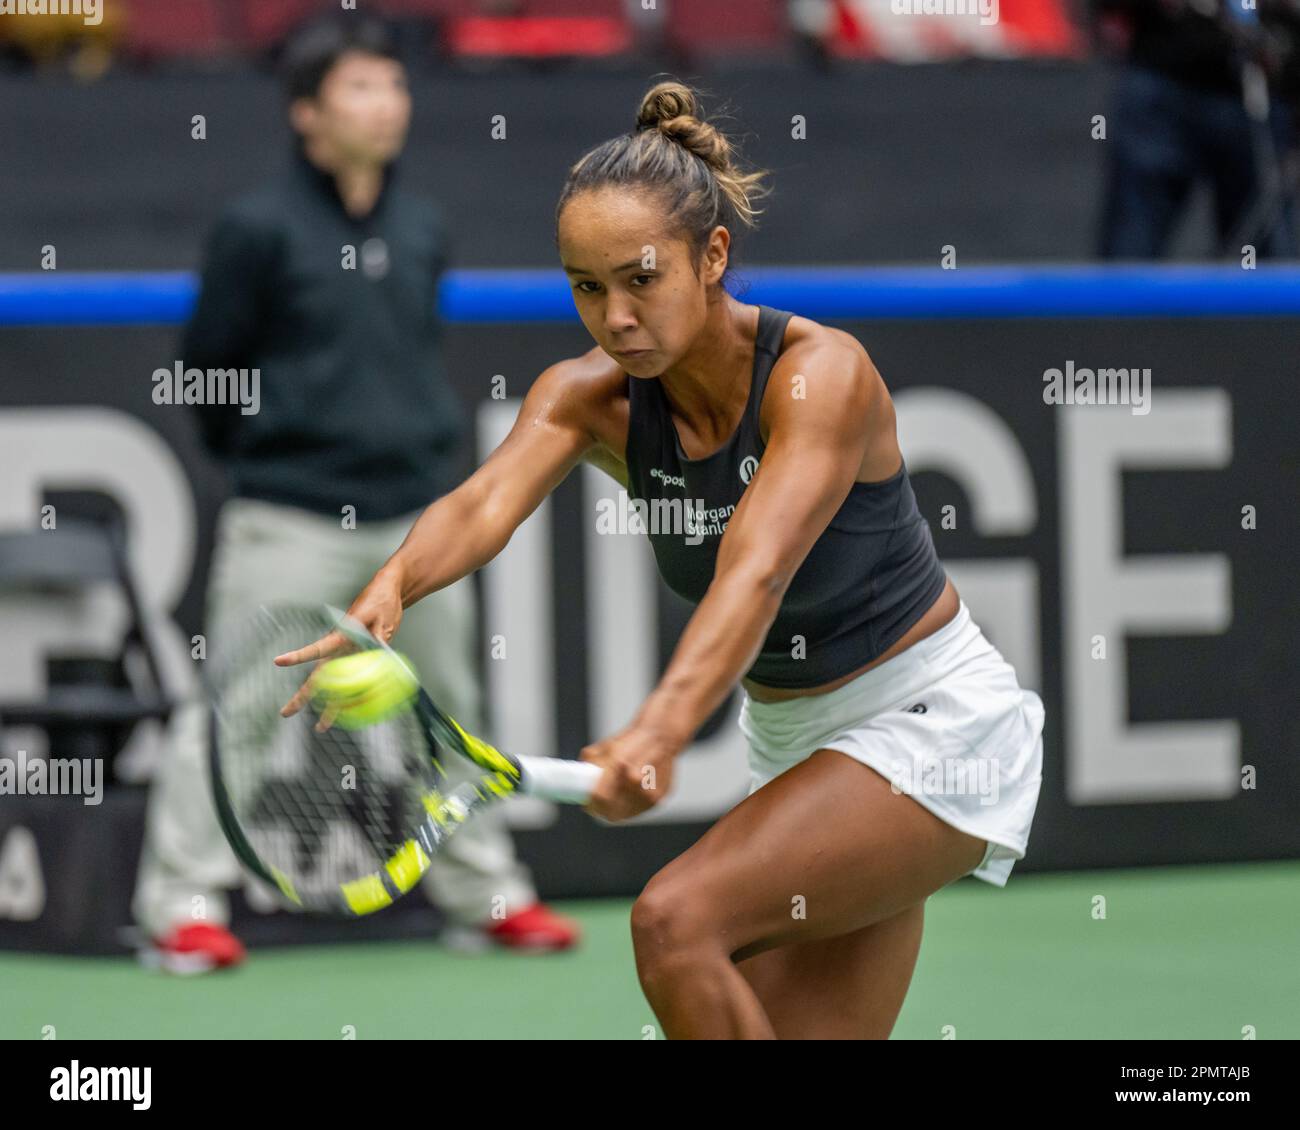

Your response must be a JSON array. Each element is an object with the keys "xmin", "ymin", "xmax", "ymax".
[{"xmin": 630, "ymin": 877, "xmax": 715, "ymax": 970}]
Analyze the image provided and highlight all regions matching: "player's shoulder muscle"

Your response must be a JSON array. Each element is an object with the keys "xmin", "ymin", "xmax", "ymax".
[
  {"xmin": 763, "ymin": 315, "xmax": 879, "ymax": 439},
  {"xmin": 508, "ymin": 347, "xmax": 624, "ymax": 455},
  {"xmin": 521, "ymin": 347, "xmax": 625, "ymax": 438}
]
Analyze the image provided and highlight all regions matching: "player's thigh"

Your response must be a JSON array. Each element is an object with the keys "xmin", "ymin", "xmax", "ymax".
[
  {"xmin": 735, "ymin": 902, "xmax": 926, "ymax": 1039},
  {"xmin": 635, "ymin": 748, "xmax": 986, "ymax": 963}
]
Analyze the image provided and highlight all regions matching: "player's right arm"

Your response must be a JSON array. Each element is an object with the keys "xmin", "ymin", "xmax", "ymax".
[
  {"xmin": 392, "ymin": 359, "xmax": 599, "ymax": 604},
  {"xmin": 275, "ymin": 359, "xmax": 601, "ymax": 671}
]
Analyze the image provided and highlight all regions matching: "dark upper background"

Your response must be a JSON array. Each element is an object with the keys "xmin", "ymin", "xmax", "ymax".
[
  {"xmin": 0, "ymin": 0, "xmax": 1256, "ymax": 270},
  {"xmin": 1, "ymin": 61, "xmax": 1218, "ymax": 269}
]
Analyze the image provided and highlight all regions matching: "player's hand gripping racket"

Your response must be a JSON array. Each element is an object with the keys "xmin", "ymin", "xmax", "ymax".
[{"xmin": 208, "ymin": 602, "xmax": 600, "ymax": 916}]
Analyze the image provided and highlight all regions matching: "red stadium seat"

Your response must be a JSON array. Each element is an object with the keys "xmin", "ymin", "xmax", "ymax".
[
  {"xmin": 119, "ymin": 2, "xmax": 639, "ymax": 64},
  {"xmin": 515, "ymin": 0, "xmax": 626, "ymax": 14},
  {"xmin": 444, "ymin": 16, "xmax": 631, "ymax": 59},
  {"xmin": 118, "ymin": 0, "xmax": 229, "ymax": 60},
  {"xmin": 437, "ymin": 1, "xmax": 631, "ymax": 61},
  {"xmin": 380, "ymin": 0, "xmax": 492, "ymax": 14},
  {"xmin": 662, "ymin": 0, "xmax": 791, "ymax": 58},
  {"xmin": 228, "ymin": 0, "xmax": 327, "ymax": 55}
]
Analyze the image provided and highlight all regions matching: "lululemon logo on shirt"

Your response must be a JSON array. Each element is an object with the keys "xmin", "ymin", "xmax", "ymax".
[
  {"xmin": 906, "ymin": 703, "xmax": 928, "ymax": 714},
  {"xmin": 739, "ymin": 455, "xmax": 759, "ymax": 484}
]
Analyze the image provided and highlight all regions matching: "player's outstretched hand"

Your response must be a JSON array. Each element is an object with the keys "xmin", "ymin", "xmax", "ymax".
[{"xmin": 274, "ymin": 572, "xmax": 406, "ymax": 720}]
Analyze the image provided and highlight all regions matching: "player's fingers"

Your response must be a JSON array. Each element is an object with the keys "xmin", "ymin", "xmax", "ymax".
[
  {"xmin": 274, "ymin": 630, "xmax": 346, "ymax": 667},
  {"xmin": 279, "ymin": 662, "xmax": 323, "ymax": 718},
  {"xmin": 314, "ymin": 699, "xmax": 339, "ymax": 733},
  {"xmin": 580, "ymin": 758, "xmax": 622, "ymax": 821}
]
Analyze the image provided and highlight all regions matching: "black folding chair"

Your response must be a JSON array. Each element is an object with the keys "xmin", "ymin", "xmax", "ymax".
[{"xmin": 0, "ymin": 516, "xmax": 174, "ymax": 736}]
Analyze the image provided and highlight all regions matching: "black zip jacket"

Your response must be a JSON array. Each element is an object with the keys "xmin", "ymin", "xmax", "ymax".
[{"xmin": 182, "ymin": 148, "xmax": 466, "ymax": 521}]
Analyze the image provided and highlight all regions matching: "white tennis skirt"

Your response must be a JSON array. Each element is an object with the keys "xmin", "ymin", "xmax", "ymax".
[{"xmin": 738, "ymin": 602, "xmax": 1044, "ymax": 887}]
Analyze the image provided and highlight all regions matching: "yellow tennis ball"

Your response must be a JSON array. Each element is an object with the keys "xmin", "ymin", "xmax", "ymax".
[{"xmin": 311, "ymin": 649, "xmax": 419, "ymax": 730}]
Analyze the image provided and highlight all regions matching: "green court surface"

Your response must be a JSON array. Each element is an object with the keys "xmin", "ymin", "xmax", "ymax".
[{"xmin": 3, "ymin": 861, "xmax": 1297, "ymax": 1040}]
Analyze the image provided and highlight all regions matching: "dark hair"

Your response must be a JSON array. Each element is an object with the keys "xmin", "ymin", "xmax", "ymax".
[
  {"xmin": 280, "ymin": 14, "xmax": 401, "ymax": 102},
  {"xmin": 554, "ymin": 80, "xmax": 772, "ymax": 292}
]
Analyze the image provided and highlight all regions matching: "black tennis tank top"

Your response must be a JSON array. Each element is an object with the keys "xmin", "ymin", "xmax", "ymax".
[{"xmin": 623, "ymin": 304, "xmax": 947, "ymax": 689}]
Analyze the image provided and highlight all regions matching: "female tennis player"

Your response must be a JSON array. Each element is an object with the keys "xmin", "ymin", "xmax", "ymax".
[{"xmin": 279, "ymin": 81, "xmax": 1044, "ymax": 1039}]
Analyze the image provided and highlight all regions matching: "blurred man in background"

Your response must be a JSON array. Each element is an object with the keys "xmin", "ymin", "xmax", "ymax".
[
  {"xmin": 132, "ymin": 13, "xmax": 578, "ymax": 971},
  {"xmin": 1095, "ymin": 0, "xmax": 1299, "ymax": 258}
]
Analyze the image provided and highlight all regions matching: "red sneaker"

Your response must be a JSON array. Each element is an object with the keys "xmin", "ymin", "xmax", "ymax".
[
  {"xmin": 442, "ymin": 902, "xmax": 580, "ymax": 953},
  {"xmin": 142, "ymin": 923, "xmax": 247, "ymax": 974}
]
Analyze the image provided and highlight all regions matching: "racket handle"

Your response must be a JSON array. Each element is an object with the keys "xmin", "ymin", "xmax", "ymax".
[{"xmin": 517, "ymin": 756, "xmax": 602, "ymax": 804}]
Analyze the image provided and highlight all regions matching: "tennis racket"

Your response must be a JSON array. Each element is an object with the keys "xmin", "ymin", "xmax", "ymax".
[{"xmin": 207, "ymin": 602, "xmax": 601, "ymax": 916}]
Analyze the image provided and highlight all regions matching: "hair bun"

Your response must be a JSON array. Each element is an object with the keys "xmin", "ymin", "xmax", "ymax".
[
  {"xmin": 636, "ymin": 80, "xmax": 733, "ymax": 174},
  {"xmin": 635, "ymin": 81, "xmax": 700, "ymax": 134},
  {"xmin": 554, "ymin": 77, "xmax": 770, "ymax": 250}
]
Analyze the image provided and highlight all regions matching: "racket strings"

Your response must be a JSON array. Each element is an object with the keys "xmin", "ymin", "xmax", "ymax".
[{"xmin": 212, "ymin": 606, "xmax": 444, "ymax": 906}]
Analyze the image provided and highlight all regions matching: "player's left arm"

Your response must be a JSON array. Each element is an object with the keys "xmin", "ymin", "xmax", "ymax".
[{"xmin": 636, "ymin": 334, "xmax": 876, "ymax": 738}]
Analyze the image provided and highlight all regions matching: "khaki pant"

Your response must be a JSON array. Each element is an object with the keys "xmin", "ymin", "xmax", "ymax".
[{"xmin": 132, "ymin": 497, "xmax": 537, "ymax": 937}]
